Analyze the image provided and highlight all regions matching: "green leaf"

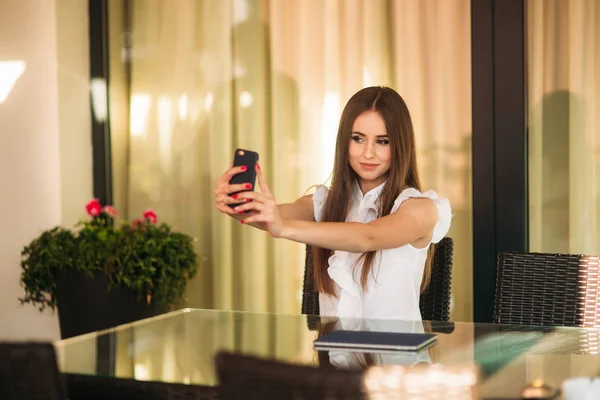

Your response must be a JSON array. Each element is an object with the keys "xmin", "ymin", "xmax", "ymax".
[{"xmin": 97, "ymin": 230, "xmax": 107, "ymax": 242}]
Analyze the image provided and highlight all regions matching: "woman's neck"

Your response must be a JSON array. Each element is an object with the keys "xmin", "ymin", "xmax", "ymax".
[{"xmin": 358, "ymin": 177, "xmax": 387, "ymax": 195}]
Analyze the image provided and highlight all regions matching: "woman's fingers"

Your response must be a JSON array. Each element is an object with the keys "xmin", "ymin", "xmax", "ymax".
[
  {"xmin": 215, "ymin": 199, "xmax": 236, "ymax": 214},
  {"xmin": 240, "ymin": 214, "xmax": 268, "ymax": 225},
  {"xmin": 255, "ymin": 164, "xmax": 272, "ymax": 196},
  {"xmin": 214, "ymin": 166, "xmax": 253, "ymax": 199},
  {"xmin": 226, "ymin": 182, "xmax": 254, "ymax": 194},
  {"xmin": 217, "ymin": 165, "xmax": 250, "ymax": 186},
  {"xmin": 233, "ymin": 200, "xmax": 264, "ymax": 214},
  {"xmin": 234, "ymin": 190, "xmax": 271, "ymax": 204},
  {"xmin": 215, "ymin": 164, "xmax": 277, "ymax": 227}
]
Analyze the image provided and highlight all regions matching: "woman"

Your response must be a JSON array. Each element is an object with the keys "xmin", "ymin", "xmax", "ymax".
[{"xmin": 214, "ymin": 86, "xmax": 451, "ymax": 321}]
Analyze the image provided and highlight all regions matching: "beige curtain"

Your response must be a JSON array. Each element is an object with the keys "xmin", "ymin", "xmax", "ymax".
[
  {"xmin": 113, "ymin": 0, "xmax": 473, "ymax": 322},
  {"xmin": 528, "ymin": 0, "xmax": 600, "ymax": 255}
]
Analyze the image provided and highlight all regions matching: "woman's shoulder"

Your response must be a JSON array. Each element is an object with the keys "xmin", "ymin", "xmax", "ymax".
[
  {"xmin": 313, "ymin": 184, "xmax": 330, "ymax": 197},
  {"xmin": 392, "ymin": 187, "xmax": 449, "ymax": 207},
  {"xmin": 391, "ymin": 187, "xmax": 452, "ymax": 244}
]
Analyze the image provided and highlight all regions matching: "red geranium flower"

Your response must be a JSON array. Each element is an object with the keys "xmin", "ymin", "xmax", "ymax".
[
  {"xmin": 85, "ymin": 199, "xmax": 102, "ymax": 217},
  {"xmin": 102, "ymin": 206, "xmax": 119, "ymax": 217},
  {"xmin": 143, "ymin": 209, "xmax": 158, "ymax": 224},
  {"xmin": 131, "ymin": 218, "xmax": 143, "ymax": 228}
]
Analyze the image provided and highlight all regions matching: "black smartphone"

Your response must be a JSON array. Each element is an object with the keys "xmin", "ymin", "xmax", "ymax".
[{"xmin": 228, "ymin": 148, "xmax": 259, "ymax": 209}]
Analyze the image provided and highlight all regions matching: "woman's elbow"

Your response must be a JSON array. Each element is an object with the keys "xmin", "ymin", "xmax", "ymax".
[{"xmin": 356, "ymin": 227, "xmax": 378, "ymax": 253}]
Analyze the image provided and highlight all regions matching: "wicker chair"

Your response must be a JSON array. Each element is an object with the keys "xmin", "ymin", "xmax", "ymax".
[
  {"xmin": 65, "ymin": 373, "xmax": 218, "ymax": 400},
  {"xmin": 0, "ymin": 342, "xmax": 66, "ymax": 400},
  {"xmin": 494, "ymin": 251, "xmax": 600, "ymax": 327},
  {"xmin": 420, "ymin": 237, "xmax": 454, "ymax": 321},
  {"xmin": 215, "ymin": 351, "xmax": 366, "ymax": 400},
  {"xmin": 301, "ymin": 244, "xmax": 320, "ymax": 316},
  {"xmin": 302, "ymin": 237, "xmax": 454, "ymax": 321}
]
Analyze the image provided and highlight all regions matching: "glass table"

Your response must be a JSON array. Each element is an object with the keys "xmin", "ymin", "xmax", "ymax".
[{"xmin": 55, "ymin": 308, "xmax": 600, "ymax": 399}]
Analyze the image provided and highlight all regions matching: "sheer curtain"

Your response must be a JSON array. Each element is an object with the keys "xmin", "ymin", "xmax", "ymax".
[
  {"xmin": 113, "ymin": 0, "xmax": 473, "ymax": 323},
  {"xmin": 528, "ymin": 0, "xmax": 600, "ymax": 255}
]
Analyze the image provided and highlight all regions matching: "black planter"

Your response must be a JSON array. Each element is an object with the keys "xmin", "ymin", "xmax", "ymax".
[{"xmin": 55, "ymin": 269, "xmax": 165, "ymax": 339}]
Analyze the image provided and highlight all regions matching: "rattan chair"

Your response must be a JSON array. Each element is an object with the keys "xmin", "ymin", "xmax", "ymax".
[
  {"xmin": 494, "ymin": 251, "xmax": 600, "ymax": 327},
  {"xmin": 0, "ymin": 342, "xmax": 66, "ymax": 400},
  {"xmin": 215, "ymin": 351, "xmax": 366, "ymax": 400},
  {"xmin": 302, "ymin": 237, "xmax": 454, "ymax": 321},
  {"xmin": 420, "ymin": 237, "xmax": 454, "ymax": 321},
  {"xmin": 301, "ymin": 244, "xmax": 320, "ymax": 316},
  {"xmin": 65, "ymin": 373, "xmax": 218, "ymax": 400}
]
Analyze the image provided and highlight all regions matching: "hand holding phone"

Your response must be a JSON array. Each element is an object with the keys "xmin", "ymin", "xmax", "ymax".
[{"xmin": 228, "ymin": 149, "xmax": 259, "ymax": 209}]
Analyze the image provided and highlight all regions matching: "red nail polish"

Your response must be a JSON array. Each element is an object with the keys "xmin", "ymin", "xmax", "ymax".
[
  {"xmin": 240, "ymin": 220, "xmax": 245, "ymax": 224},
  {"xmin": 232, "ymin": 194, "xmax": 238, "ymax": 199},
  {"xmin": 238, "ymin": 211, "xmax": 244, "ymax": 214},
  {"xmin": 245, "ymin": 184, "xmax": 252, "ymax": 189},
  {"xmin": 257, "ymin": 163, "xmax": 261, "ymax": 170},
  {"xmin": 240, "ymin": 166, "xmax": 247, "ymax": 171},
  {"xmin": 246, "ymin": 199, "xmax": 251, "ymax": 202}
]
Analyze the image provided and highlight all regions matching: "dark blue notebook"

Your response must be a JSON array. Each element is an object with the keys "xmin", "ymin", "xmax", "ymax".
[{"xmin": 314, "ymin": 330, "xmax": 437, "ymax": 352}]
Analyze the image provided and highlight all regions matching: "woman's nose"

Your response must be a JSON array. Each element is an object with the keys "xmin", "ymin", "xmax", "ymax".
[{"xmin": 363, "ymin": 142, "xmax": 376, "ymax": 159}]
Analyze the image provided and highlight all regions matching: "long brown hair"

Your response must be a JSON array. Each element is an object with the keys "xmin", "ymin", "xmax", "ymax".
[{"xmin": 314, "ymin": 86, "xmax": 435, "ymax": 296}]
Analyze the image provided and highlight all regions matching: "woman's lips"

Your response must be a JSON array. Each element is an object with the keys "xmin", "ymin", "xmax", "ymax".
[{"xmin": 360, "ymin": 162, "xmax": 379, "ymax": 171}]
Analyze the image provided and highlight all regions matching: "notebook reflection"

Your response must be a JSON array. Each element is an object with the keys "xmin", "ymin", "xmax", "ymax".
[{"xmin": 313, "ymin": 317, "xmax": 444, "ymax": 370}]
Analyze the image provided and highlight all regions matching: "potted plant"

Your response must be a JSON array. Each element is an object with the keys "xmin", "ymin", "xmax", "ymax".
[{"xmin": 19, "ymin": 199, "xmax": 198, "ymax": 339}]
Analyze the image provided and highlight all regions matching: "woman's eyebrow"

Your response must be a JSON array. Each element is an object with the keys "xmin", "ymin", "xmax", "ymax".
[{"xmin": 351, "ymin": 131, "xmax": 389, "ymax": 137}]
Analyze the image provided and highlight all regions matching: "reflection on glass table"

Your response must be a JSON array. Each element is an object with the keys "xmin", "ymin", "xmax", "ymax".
[{"xmin": 55, "ymin": 308, "xmax": 600, "ymax": 399}]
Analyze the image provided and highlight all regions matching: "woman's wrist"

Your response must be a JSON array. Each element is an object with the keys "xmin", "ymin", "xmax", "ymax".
[{"xmin": 278, "ymin": 218, "xmax": 294, "ymax": 240}]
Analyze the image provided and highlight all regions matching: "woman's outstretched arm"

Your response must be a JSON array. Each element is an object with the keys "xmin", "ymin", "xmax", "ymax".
[
  {"xmin": 233, "ymin": 167, "xmax": 438, "ymax": 252},
  {"xmin": 278, "ymin": 199, "xmax": 438, "ymax": 252}
]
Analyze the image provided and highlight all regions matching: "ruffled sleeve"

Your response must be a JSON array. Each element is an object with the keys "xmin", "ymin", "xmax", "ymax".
[
  {"xmin": 391, "ymin": 188, "xmax": 452, "ymax": 244},
  {"xmin": 312, "ymin": 185, "xmax": 330, "ymax": 222}
]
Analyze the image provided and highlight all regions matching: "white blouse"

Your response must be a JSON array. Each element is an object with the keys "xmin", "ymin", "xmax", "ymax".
[{"xmin": 313, "ymin": 181, "xmax": 452, "ymax": 321}]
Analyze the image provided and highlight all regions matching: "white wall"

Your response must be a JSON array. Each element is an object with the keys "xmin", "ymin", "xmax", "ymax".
[
  {"xmin": 0, "ymin": 0, "xmax": 92, "ymax": 340},
  {"xmin": 56, "ymin": 0, "xmax": 94, "ymax": 227}
]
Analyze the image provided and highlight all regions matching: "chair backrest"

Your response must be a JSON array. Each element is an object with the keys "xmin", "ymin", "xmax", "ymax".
[
  {"xmin": 65, "ymin": 372, "xmax": 219, "ymax": 400},
  {"xmin": 301, "ymin": 244, "xmax": 320, "ymax": 316},
  {"xmin": 215, "ymin": 351, "xmax": 366, "ymax": 400},
  {"xmin": 301, "ymin": 237, "xmax": 454, "ymax": 321},
  {"xmin": 0, "ymin": 342, "xmax": 66, "ymax": 400},
  {"xmin": 419, "ymin": 237, "xmax": 454, "ymax": 321},
  {"xmin": 495, "ymin": 251, "xmax": 600, "ymax": 327}
]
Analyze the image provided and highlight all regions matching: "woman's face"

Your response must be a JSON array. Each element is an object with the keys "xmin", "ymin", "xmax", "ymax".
[{"xmin": 348, "ymin": 110, "xmax": 392, "ymax": 192}]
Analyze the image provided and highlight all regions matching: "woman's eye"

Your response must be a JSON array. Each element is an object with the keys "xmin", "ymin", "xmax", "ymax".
[
  {"xmin": 351, "ymin": 136, "xmax": 363, "ymax": 143},
  {"xmin": 377, "ymin": 139, "xmax": 390, "ymax": 145}
]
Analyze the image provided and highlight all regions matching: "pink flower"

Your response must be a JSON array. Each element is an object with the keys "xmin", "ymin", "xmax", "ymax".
[
  {"xmin": 102, "ymin": 206, "xmax": 119, "ymax": 217},
  {"xmin": 131, "ymin": 218, "xmax": 143, "ymax": 228},
  {"xmin": 85, "ymin": 199, "xmax": 102, "ymax": 217},
  {"xmin": 143, "ymin": 209, "xmax": 158, "ymax": 224}
]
